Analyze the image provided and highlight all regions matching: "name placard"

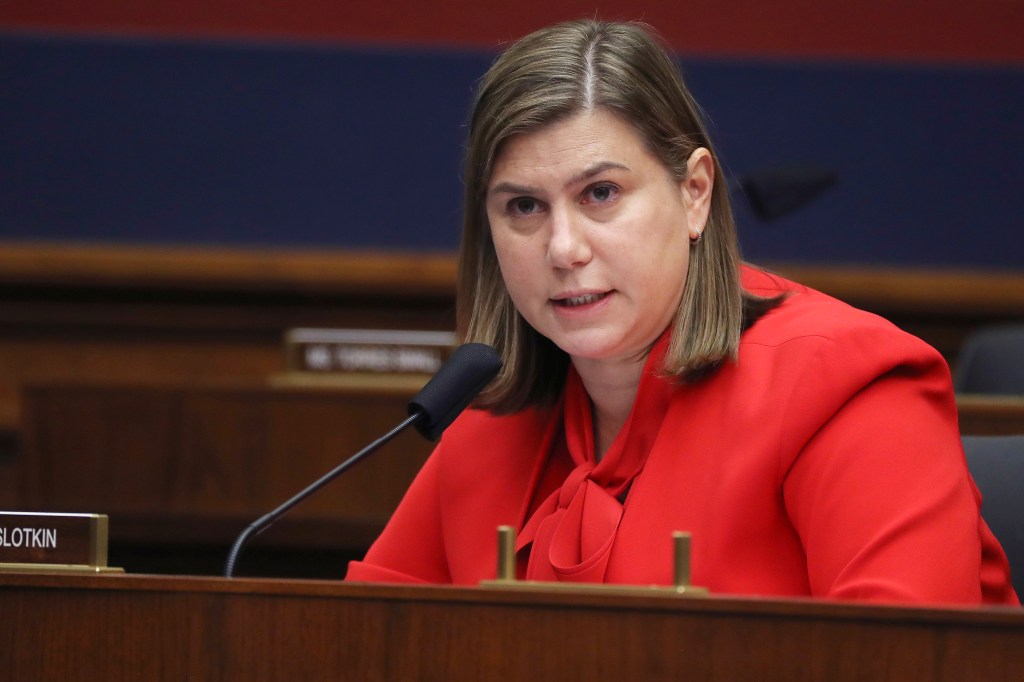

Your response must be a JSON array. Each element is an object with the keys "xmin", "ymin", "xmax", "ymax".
[
  {"xmin": 0, "ymin": 512, "xmax": 122, "ymax": 574},
  {"xmin": 285, "ymin": 328, "xmax": 456, "ymax": 375}
]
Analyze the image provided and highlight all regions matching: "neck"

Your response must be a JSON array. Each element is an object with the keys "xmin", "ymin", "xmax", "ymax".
[{"xmin": 572, "ymin": 354, "xmax": 647, "ymax": 460}]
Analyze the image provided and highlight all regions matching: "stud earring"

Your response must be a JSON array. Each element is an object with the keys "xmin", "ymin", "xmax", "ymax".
[{"xmin": 689, "ymin": 229, "xmax": 703, "ymax": 245}]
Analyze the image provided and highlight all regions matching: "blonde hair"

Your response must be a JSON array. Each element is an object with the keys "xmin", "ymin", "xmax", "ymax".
[{"xmin": 458, "ymin": 19, "xmax": 774, "ymax": 412}]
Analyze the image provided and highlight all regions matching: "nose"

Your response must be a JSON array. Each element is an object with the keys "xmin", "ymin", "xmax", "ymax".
[{"xmin": 545, "ymin": 206, "xmax": 591, "ymax": 269}]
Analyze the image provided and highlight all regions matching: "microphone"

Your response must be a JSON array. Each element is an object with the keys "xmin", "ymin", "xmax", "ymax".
[{"xmin": 224, "ymin": 342, "xmax": 502, "ymax": 577}]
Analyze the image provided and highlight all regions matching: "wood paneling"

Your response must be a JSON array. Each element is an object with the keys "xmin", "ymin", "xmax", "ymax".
[
  {"xmin": 0, "ymin": 242, "xmax": 457, "ymax": 295},
  {"xmin": 2, "ymin": 573, "xmax": 1023, "ymax": 680},
  {"xmin": 0, "ymin": 243, "xmax": 458, "ymax": 433},
  {"xmin": 957, "ymin": 395, "xmax": 1024, "ymax": 436},
  {"xmin": 17, "ymin": 379, "xmax": 436, "ymax": 552}
]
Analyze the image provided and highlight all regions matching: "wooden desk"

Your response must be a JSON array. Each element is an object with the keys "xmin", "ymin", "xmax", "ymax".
[{"xmin": 1, "ymin": 572, "xmax": 1022, "ymax": 680}]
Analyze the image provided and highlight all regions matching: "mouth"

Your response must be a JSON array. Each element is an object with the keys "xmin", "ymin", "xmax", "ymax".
[{"xmin": 552, "ymin": 292, "xmax": 610, "ymax": 308}]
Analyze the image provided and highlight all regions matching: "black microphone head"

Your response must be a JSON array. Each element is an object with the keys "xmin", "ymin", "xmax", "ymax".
[{"xmin": 408, "ymin": 343, "xmax": 502, "ymax": 440}]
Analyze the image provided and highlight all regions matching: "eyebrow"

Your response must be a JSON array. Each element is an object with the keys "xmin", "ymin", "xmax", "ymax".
[{"xmin": 488, "ymin": 161, "xmax": 630, "ymax": 197}]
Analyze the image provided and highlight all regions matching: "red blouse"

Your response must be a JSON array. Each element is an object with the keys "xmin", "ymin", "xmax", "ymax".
[{"xmin": 346, "ymin": 268, "xmax": 1018, "ymax": 605}]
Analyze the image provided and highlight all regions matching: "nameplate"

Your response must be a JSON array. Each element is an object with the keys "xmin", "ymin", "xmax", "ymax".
[
  {"xmin": 0, "ymin": 512, "xmax": 121, "ymax": 573},
  {"xmin": 285, "ymin": 328, "xmax": 456, "ymax": 375}
]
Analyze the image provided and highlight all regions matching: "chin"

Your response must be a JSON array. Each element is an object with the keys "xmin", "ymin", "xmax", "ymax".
[{"xmin": 552, "ymin": 335, "xmax": 629, "ymax": 363}]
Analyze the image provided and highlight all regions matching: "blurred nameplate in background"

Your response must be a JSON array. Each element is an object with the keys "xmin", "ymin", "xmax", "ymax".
[{"xmin": 284, "ymin": 328, "xmax": 456, "ymax": 376}]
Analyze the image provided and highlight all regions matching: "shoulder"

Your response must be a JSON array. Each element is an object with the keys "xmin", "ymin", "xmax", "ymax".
[
  {"xmin": 731, "ymin": 265, "xmax": 954, "ymax": 437},
  {"xmin": 434, "ymin": 405, "xmax": 556, "ymax": 478},
  {"xmin": 443, "ymin": 405, "xmax": 552, "ymax": 446},
  {"xmin": 732, "ymin": 265, "xmax": 959, "ymax": 471}
]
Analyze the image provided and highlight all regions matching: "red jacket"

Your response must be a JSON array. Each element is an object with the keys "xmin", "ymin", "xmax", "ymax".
[{"xmin": 347, "ymin": 268, "xmax": 1018, "ymax": 605}]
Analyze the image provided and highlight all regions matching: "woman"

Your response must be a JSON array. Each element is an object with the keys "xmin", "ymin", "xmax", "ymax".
[{"xmin": 346, "ymin": 19, "xmax": 1017, "ymax": 604}]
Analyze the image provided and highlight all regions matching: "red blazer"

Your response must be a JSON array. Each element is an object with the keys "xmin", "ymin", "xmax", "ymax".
[{"xmin": 347, "ymin": 268, "xmax": 1018, "ymax": 605}]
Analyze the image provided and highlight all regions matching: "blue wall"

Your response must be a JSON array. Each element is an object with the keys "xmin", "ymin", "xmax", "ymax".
[{"xmin": 2, "ymin": 32, "xmax": 1023, "ymax": 269}]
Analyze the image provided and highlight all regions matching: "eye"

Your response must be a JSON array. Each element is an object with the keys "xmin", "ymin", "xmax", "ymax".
[
  {"xmin": 507, "ymin": 196, "xmax": 540, "ymax": 216},
  {"xmin": 582, "ymin": 183, "xmax": 619, "ymax": 205}
]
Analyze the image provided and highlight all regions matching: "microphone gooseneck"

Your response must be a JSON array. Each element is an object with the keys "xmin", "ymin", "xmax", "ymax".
[{"xmin": 224, "ymin": 342, "xmax": 502, "ymax": 578}]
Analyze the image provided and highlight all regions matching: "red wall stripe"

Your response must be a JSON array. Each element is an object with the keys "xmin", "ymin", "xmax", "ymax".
[{"xmin": 2, "ymin": 0, "xmax": 1023, "ymax": 65}]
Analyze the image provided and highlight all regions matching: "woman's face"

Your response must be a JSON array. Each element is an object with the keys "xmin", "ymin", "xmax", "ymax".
[{"xmin": 486, "ymin": 108, "xmax": 713, "ymax": 368}]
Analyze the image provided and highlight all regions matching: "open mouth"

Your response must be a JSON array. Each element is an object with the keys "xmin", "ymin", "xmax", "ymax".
[{"xmin": 554, "ymin": 292, "xmax": 609, "ymax": 307}]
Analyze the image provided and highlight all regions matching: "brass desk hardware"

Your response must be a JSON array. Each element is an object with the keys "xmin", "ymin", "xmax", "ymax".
[{"xmin": 481, "ymin": 525, "xmax": 707, "ymax": 596}]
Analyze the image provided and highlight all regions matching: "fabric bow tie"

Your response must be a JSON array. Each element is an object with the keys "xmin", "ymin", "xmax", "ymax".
[{"xmin": 516, "ymin": 335, "xmax": 675, "ymax": 582}]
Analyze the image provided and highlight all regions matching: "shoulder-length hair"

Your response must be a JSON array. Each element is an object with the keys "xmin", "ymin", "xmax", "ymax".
[{"xmin": 458, "ymin": 19, "xmax": 775, "ymax": 413}]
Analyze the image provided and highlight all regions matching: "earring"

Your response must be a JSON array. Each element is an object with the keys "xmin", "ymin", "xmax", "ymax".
[{"xmin": 689, "ymin": 229, "xmax": 703, "ymax": 246}]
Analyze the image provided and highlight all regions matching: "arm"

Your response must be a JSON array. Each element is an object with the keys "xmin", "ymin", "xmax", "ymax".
[
  {"xmin": 782, "ymin": 345, "xmax": 998, "ymax": 603},
  {"xmin": 345, "ymin": 446, "xmax": 452, "ymax": 584}
]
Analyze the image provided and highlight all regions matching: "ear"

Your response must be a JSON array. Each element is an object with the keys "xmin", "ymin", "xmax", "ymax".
[{"xmin": 680, "ymin": 148, "xmax": 715, "ymax": 240}]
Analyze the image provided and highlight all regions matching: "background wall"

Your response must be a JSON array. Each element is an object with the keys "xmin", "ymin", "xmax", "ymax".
[{"xmin": 2, "ymin": 1, "xmax": 1022, "ymax": 269}]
